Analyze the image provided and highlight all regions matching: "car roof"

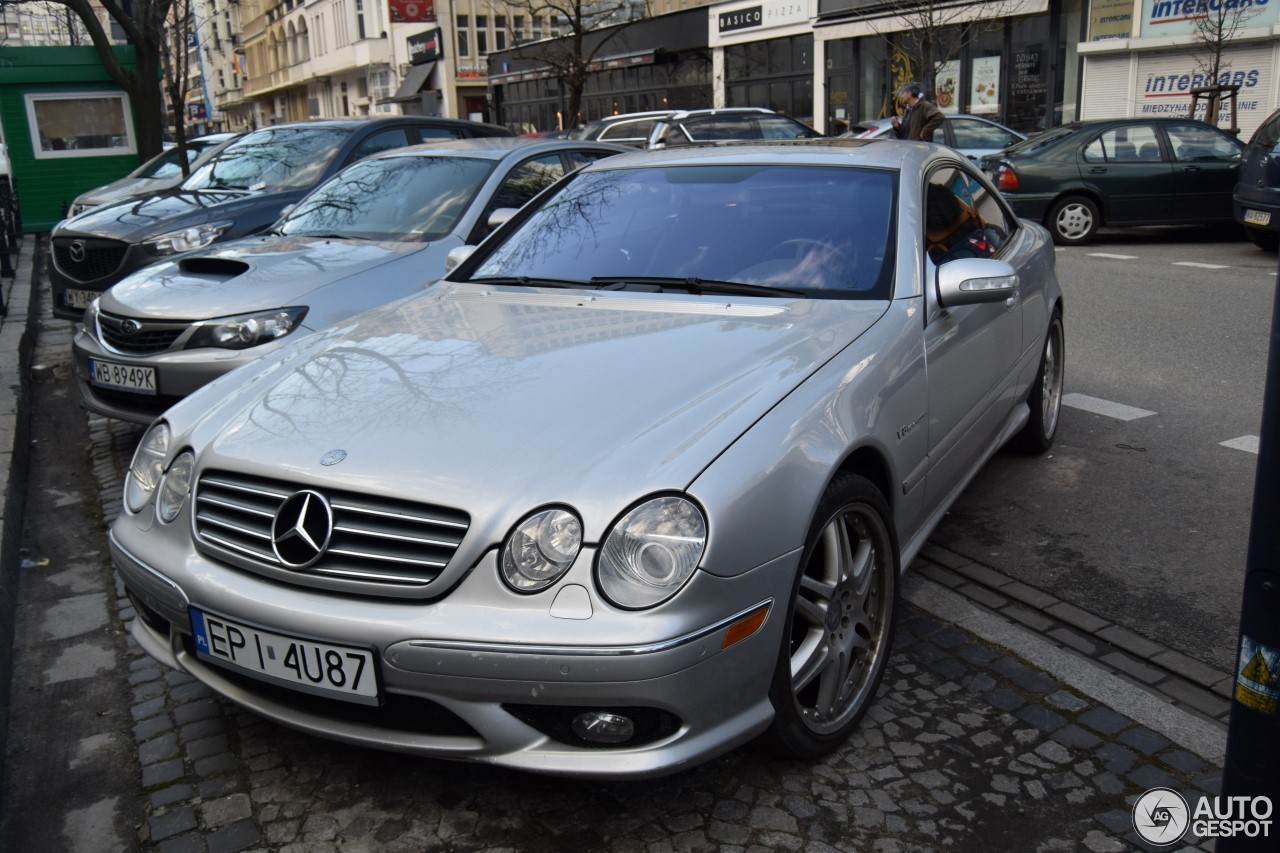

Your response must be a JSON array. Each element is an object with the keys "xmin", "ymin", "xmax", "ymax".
[
  {"xmin": 588, "ymin": 111, "xmax": 676, "ymax": 126},
  {"xmin": 375, "ymin": 137, "xmax": 629, "ymax": 161},
  {"xmin": 665, "ymin": 107, "xmax": 777, "ymax": 120},
  {"xmin": 573, "ymin": 138, "xmax": 924, "ymax": 172},
  {"xmin": 245, "ymin": 116, "xmax": 508, "ymax": 134}
]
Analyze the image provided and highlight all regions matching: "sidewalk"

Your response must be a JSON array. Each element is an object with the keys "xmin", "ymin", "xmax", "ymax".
[{"xmin": 1, "ymin": 243, "xmax": 1241, "ymax": 851}]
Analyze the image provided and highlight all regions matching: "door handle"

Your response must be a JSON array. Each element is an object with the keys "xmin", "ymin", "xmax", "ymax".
[
  {"xmin": 1088, "ymin": 166, "xmax": 1107, "ymax": 173},
  {"xmin": 1182, "ymin": 165, "xmax": 1201, "ymax": 172}
]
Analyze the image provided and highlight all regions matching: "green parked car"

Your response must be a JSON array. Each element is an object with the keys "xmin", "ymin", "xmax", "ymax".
[{"xmin": 980, "ymin": 118, "xmax": 1244, "ymax": 245}]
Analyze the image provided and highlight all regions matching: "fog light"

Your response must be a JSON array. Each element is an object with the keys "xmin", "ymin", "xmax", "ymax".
[{"xmin": 571, "ymin": 711, "xmax": 636, "ymax": 744}]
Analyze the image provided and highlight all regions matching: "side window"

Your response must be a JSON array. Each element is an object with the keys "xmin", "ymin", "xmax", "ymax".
[
  {"xmin": 1252, "ymin": 110, "xmax": 1280, "ymax": 149},
  {"xmin": 758, "ymin": 116, "xmax": 815, "ymax": 139},
  {"xmin": 967, "ymin": 171, "xmax": 1014, "ymax": 253},
  {"xmin": 1082, "ymin": 138, "xmax": 1106, "ymax": 162},
  {"xmin": 925, "ymin": 167, "xmax": 983, "ymax": 265},
  {"xmin": 1090, "ymin": 125, "xmax": 1162, "ymax": 163},
  {"xmin": 950, "ymin": 119, "xmax": 1019, "ymax": 150},
  {"xmin": 348, "ymin": 128, "xmax": 411, "ymax": 163},
  {"xmin": 420, "ymin": 125, "xmax": 464, "ymax": 140},
  {"xmin": 567, "ymin": 149, "xmax": 616, "ymax": 169},
  {"xmin": 486, "ymin": 154, "xmax": 566, "ymax": 218},
  {"xmin": 682, "ymin": 116, "xmax": 754, "ymax": 141},
  {"xmin": 1165, "ymin": 123, "xmax": 1242, "ymax": 161},
  {"xmin": 600, "ymin": 119, "xmax": 656, "ymax": 144}
]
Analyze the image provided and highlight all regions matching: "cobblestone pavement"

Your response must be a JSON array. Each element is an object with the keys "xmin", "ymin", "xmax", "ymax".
[{"xmin": 10, "ymin": 255, "xmax": 1236, "ymax": 852}]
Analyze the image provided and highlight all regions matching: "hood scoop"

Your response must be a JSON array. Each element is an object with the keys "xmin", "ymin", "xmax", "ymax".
[{"xmin": 179, "ymin": 256, "xmax": 250, "ymax": 277}]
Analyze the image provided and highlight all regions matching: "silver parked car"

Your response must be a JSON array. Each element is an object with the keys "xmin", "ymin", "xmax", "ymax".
[
  {"xmin": 68, "ymin": 133, "xmax": 239, "ymax": 217},
  {"xmin": 111, "ymin": 140, "xmax": 1065, "ymax": 778},
  {"xmin": 843, "ymin": 114, "xmax": 1026, "ymax": 160},
  {"xmin": 72, "ymin": 138, "xmax": 626, "ymax": 424}
]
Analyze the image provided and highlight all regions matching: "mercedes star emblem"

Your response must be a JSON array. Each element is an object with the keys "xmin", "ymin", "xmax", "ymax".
[
  {"xmin": 69, "ymin": 240, "xmax": 86, "ymax": 263},
  {"xmin": 320, "ymin": 449, "xmax": 347, "ymax": 466},
  {"xmin": 270, "ymin": 490, "xmax": 333, "ymax": 568}
]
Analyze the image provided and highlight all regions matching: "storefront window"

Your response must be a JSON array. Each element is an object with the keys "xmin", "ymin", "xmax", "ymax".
[
  {"xmin": 858, "ymin": 38, "xmax": 888, "ymax": 124},
  {"xmin": 1008, "ymin": 16, "xmax": 1051, "ymax": 132},
  {"xmin": 726, "ymin": 35, "xmax": 815, "ymax": 124}
]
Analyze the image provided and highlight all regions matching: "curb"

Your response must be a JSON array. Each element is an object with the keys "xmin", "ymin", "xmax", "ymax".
[
  {"xmin": 0, "ymin": 233, "xmax": 42, "ymax": 768},
  {"xmin": 909, "ymin": 543, "xmax": 1235, "ymax": 730}
]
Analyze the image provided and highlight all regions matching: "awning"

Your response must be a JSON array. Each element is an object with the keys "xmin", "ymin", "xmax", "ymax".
[{"xmin": 383, "ymin": 62, "xmax": 435, "ymax": 103}]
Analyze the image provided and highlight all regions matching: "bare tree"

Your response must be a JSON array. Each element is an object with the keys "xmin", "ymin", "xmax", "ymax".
[
  {"xmin": 1186, "ymin": 0, "xmax": 1261, "ymax": 127},
  {"xmin": 0, "ymin": 0, "xmax": 175, "ymax": 159},
  {"xmin": 502, "ymin": 0, "xmax": 642, "ymax": 128},
  {"xmin": 160, "ymin": 0, "xmax": 195, "ymax": 173},
  {"xmin": 868, "ymin": 0, "xmax": 1019, "ymax": 115}
]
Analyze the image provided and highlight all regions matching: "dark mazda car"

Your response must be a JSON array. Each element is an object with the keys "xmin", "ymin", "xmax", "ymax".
[
  {"xmin": 50, "ymin": 116, "xmax": 510, "ymax": 320},
  {"xmin": 980, "ymin": 118, "xmax": 1243, "ymax": 245},
  {"xmin": 1233, "ymin": 106, "xmax": 1280, "ymax": 250}
]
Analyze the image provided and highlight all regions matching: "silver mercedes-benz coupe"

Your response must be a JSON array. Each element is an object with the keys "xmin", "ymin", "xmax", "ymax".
[{"xmin": 111, "ymin": 140, "xmax": 1065, "ymax": 778}]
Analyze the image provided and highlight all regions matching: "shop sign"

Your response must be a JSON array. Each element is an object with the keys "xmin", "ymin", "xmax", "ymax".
[
  {"xmin": 186, "ymin": 102, "xmax": 207, "ymax": 121},
  {"xmin": 389, "ymin": 0, "xmax": 435, "ymax": 24},
  {"xmin": 1089, "ymin": 0, "xmax": 1134, "ymax": 40},
  {"xmin": 1012, "ymin": 50, "xmax": 1048, "ymax": 100},
  {"xmin": 1134, "ymin": 46, "xmax": 1270, "ymax": 134},
  {"xmin": 716, "ymin": 0, "xmax": 809, "ymax": 35},
  {"xmin": 408, "ymin": 27, "xmax": 442, "ymax": 64},
  {"xmin": 1141, "ymin": 0, "xmax": 1278, "ymax": 38},
  {"xmin": 970, "ymin": 56, "xmax": 1000, "ymax": 115},
  {"xmin": 456, "ymin": 61, "xmax": 487, "ymax": 79}
]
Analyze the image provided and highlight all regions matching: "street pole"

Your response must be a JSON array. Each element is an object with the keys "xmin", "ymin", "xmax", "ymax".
[{"xmin": 1218, "ymin": 253, "xmax": 1280, "ymax": 852}]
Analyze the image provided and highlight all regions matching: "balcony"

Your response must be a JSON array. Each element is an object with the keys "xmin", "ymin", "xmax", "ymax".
[{"xmin": 244, "ymin": 66, "xmax": 293, "ymax": 97}]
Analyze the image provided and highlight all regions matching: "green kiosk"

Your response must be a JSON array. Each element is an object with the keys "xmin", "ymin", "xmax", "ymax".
[{"xmin": 0, "ymin": 46, "xmax": 141, "ymax": 232}]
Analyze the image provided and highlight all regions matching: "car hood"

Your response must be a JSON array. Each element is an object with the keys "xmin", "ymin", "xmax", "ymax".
[
  {"xmin": 57, "ymin": 188, "xmax": 288, "ymax": 241},
  {"xmin": 100, "ymin": 236, "xmax": 432, "ymax": 319},
  {"xmin": 76, "ymin": 176, "xmax": 179, "ymax": 208},
  {"xmin": 175, "ymin": 283, "xmax": 889, "ymax": 539}
]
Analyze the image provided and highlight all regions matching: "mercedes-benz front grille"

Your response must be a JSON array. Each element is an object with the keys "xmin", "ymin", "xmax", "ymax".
[
  {"xmin": 53, "ymin": 238, "xmax": 128, "ymax": 282},
  {"xmin": 193, "ymin": 471, "xmax": 470, "ymax": 590},
  {"xmin": 97, "ymin": 311, "xmax": 190, "ymax": 354}
]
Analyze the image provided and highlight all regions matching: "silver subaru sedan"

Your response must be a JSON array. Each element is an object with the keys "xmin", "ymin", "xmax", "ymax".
[{"xmin": 110, "ymin": 140, "xmax": 1065, "ymax": 778}]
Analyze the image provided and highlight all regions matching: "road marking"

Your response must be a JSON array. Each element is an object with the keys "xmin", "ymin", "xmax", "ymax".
[
  {"xmin": 1054, "ymin": 247, "xmax": 1065, "ymax": 252},
  {"xmin": 1220, "ymin": 435, "xmax": 1260, "ymax": 454},
  {"xmin": 1062, "ymin": 393, "xmax": 1157, "ymax": 421},
  {"xmin": 1088, "ymin": 252, "xmax": 1138, "ymax": 259},
  {"xmin": 1172, "ymin": 261, "xmax": 1230, "ymax": 269}
]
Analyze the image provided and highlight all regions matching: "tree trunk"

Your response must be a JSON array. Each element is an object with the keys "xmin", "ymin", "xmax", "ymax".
[{"xmin": 132, "ymin": 47, "xmax": 166, "ymax": 160}]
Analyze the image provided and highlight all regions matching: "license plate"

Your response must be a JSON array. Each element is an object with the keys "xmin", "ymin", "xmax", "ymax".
[
  {"xmin": 64, "ymin": 288, "xmax": 98, "ymax": 310},
  {"xmin": 89, "ymin": 359, "xmax": 156, "ymax": 395},
  {"xmin": 1244, "ymin": 208, "xmax": 1272, "ymax": 226},
  {"xmin": 190, "ymin": 608, "xmax": 380, "ymax": 705}
]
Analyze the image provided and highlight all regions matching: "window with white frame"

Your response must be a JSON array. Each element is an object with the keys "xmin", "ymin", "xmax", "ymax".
[
  {"xmin": 457, "ymin": 14, "xmax": 469, "ymax": 57},
  {"xmin": 495, "ymin": 16, "xmax": 506, "ymax": 50},
  {"xmin": 25, "ymin": 92, "xmax": 136, "ymax": 158},
  {"xmin": 476, "ymin": 14, "xmax": 488, "ymax": 55}
]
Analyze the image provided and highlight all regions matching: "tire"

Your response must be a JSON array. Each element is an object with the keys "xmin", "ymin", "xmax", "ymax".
[
  {"xmin": 763, "ymin": 472, "xmax": 898, "ymax": 759},
  {"xmin": 1010, "ymin": 309, "xmax": 1065, "ymax": 454},
  {"xmin": 1046, "ymin": 195, "xmax": 1099, "ymax": 246},
  {"xmin": 1246, "ymin": 227, "xmax": 1279, "ymax": 251}
]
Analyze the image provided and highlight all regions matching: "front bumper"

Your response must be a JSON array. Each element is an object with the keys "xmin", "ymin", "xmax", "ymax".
[
  {"xmin": 50, "ymin": 240, "xmax": 160, "ymax": 321},
  {"xmin": 72, "ymin": 325, "xmax": 287, "ymax": 424},
  {"xmin": 109, "ymin": 526, "xmax": 797, "ymax": 778}
]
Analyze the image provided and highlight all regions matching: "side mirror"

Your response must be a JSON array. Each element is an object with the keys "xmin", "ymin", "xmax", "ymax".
[
  {"xmin": 936, "ymin": 257, "xmax": 1018, "ymax": 308},
  {"xmin": 444, "ymin": 245, "xmax": 477, "ymax": 274},
  {"xmin": 486, "ymin": 207, "xmax": 519, "ymax": 232}
]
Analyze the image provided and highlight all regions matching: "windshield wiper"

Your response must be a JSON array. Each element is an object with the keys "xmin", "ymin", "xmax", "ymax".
[
  {"xmin": 469, "ymin": 275, "xmax": 594, "ymax": 289},
  {"xmin": 589, "ymin": 276, "xmax": 805, "ymax": 298}
]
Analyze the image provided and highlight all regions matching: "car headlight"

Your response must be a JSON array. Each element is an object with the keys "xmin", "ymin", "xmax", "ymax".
[
  {"xmin": 597, "ymin": 496, "xmax": 706, "ymax": 609},
  {"xmin": 501, "ymin": 507, "xmax": 583, "ymax": 592},
  {"xmin": 125, "ymin": 422, "xmax": 171, "ymax": 513},
  {"xmin": 144, "ymin": 221, "xmax": 232, "ymax": 255},
  {"xmin": 156, "ymin": 451, "xmax": 195, "ymax": 523},
  {"xmin": 186, "ymin": 307, "xmax": 307, "ymax": 350}
]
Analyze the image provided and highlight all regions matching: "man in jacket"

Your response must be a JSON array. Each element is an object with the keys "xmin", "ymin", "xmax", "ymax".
[{"xmin": 890, "ymin": 82, "xmax": 945, "ymax": 142}]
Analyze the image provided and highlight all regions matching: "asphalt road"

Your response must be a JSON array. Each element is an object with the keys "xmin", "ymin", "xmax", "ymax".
[{"xmin": 930, "ymin": 223, "xmax": 1273, "ymax": 673}]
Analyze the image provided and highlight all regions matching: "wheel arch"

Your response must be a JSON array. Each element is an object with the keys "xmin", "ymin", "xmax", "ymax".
[{"xmin": 1045, "ymin": 188, "xmax": 1107, "ymax": 225}]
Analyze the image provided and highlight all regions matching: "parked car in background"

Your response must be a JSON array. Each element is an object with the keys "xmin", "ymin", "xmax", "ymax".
[
  {"xmin": 50, "ymin": 116, "xmax": 511, "ymax": 320},
  {"xmin": 1233, "ymin": 106, "xmax": 1280, "ymax": 250},
  {"xmin": 68, "ymin": 133, "xmax": 239, "ymax": 217},
  {"xmin": 73, "ymin": 138, "xmax": 625, "ymax": 424},
  {"xmin": 650, "ymin": 108, "xmax": 822, "ymax": 147},
  {"xmin": 110, "ymin": 140, "xmax": 1064, "ymax": 778},
  {"xmin": 980, "ymin": 118, "xmax": 1244, "ymax": 245},
  {"xmin": 842, "ymin": 114, "xmax": 1026, "ymax": 160},
  {"xmin": 576, "ymin": 110, "xmax": 677, "ymax": 146}
]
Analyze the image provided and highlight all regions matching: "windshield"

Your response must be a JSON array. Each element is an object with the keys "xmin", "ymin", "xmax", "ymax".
[
  {"xmin": 278, "ymin": 155, "xmax": 495, "ymax": 241},
  {"xmin": 134, "ymin": 138, "xmax": 221, "ymax": 180},
  {"xmin": 1002, "ymin": 125, "xmax": 1078, "ymax": 155},
  {"xmin": 181, "ymin": 127, "xmax": 350, "ymax": 192},
  {"xmin": 472, "ymin": 164, "xmax": 897, "ymax": 298}
]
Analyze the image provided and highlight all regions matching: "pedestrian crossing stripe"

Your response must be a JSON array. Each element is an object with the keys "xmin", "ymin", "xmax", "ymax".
[{"xmin": 1236, "ymin": 637, "xmax": 1280, "ymax": 714}]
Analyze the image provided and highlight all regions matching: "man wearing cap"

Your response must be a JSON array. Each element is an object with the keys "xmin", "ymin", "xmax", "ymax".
[{"xmin": 890, "ymin": 82, "xmax": 945, "ymax": 142}]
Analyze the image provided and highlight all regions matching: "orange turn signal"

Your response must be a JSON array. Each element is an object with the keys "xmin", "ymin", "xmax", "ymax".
[{"xmin": 722, "ymin": 605, "xmax": 770, "ymax": 650}]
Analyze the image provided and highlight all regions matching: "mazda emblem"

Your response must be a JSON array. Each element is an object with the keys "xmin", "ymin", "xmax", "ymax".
[
  {"xmin": 320, "ymin": 449, "xmax": 347, "ymax": 466},
  {"xmin": 69, "ymin": 240, "xmax": 86, "ymax": 263},
  {"xmin": 120, "ymin": 319, "xmax": 141, "ymax": 336},
  {"xmin": 271, "ymin": 490, "xmax": 333, "ymax": 569}
]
